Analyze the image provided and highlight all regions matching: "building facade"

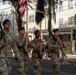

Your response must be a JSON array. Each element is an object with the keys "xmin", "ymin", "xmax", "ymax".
[
  {"xmin": 53, "ymin": 0, "xmax": 76, "ymax": 41},
  {"xmin": 0, "ymin": 2, "xmax": 18, "ymax": 36},
  {"xmin": 25, "ymin": 0, "xmax": 76, "ymax": 41},
  {"xmin": 0, "ymin": 0, "xmax": 76, "ymax": 41}
]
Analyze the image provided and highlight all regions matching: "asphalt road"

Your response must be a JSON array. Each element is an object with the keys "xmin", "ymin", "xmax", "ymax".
[{"xmin": 11, "ymin": 58, "xmax": 76, "ymax": 75}]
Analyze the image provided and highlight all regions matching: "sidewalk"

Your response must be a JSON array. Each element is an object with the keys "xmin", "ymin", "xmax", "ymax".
[
  {"xmin": 43, "ymin": 54, "xmax": 76, "ymax": 62},
  {"xmin": 66, "ymin": 54, "xmax": 76, "ymax": 62}
]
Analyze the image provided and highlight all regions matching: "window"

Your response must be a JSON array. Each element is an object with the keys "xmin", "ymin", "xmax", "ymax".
[
  {"xmin": 59, "ymin": 18, "xmax": 63, "ymax": 26},
  {"xmin": 59, "ymin": 2, "xmax": 63, "ymax": 11},
  {"xmin": 68, "ymin": 16, "xmax": 74, "ymax": 25},
  {"xmin": 29, "ymin": 15, "xmax": 34, "ymax": 23},
  {"xmin": 68, "ymin": 0, "xmax": 73, "ymax": 9}
]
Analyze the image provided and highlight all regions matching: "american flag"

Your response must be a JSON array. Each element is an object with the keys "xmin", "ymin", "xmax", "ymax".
[{"xmin": 18, "ymin": 0, "xmax": 27, "ymax": 18}]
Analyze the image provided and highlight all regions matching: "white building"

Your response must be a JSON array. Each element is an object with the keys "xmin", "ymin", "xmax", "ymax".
[
  {"xmin": 23, "ymin": 1, "xmax": 48, "ymax": 40},
  {"xmin": 53, "ymin": 0, "xmax": 76, "ymax": 28},
  {"xmin": 25, "ymin": 0, "xmax": 76, "ymax": 41},
  {"xmin": 0, "ymin": 2, "xmax": 18, "ymax": 36},
  {"xmin": 53, "ymin": 0, "xmax": 76, "ymax": 41},
  {"xmin": 0, "ymin": 0, "xmax": 76, "ymax": 41}
]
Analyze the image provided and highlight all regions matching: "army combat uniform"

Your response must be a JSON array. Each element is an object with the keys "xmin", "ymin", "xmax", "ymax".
[
  {"xmin": 15, "ymin": 35, "xmax": 29, "ymax": 75},
  {"xmin": 47, "ymin": 36, "xmax": 66, "ymax": 75},
  {"xmin": 0, "ymin": 39, "xmax": 8, "ymax": 75},
  {"xmin": 0, "ymin": 31, "xmax": 20, "ymax": 75},
  {"xmin": 29, "ymin": 38, "xmax": 45, "ymax": 75}
]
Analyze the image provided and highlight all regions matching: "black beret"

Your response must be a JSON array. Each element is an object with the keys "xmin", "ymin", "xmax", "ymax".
[
  {"xmin": 53, "ymin": 29, "xmax": 59, "ymax": 32},
  {"xmin": 34, "ymin": 30, "xmax": 40, "ymax": 35},
  {"xmin": 2, "ymin": 19, "xmax": 10, "ymax": 26},
  {"xmin": 18, "ymin": 27, "xmax": 25, "ymax": 32}
]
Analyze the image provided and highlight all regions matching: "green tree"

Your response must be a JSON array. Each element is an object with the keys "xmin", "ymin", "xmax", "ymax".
[
  {"xmin": 2, "ymin": 0, "xmax": 36, "ymax": 29},
  {"xmin": 2, "ymin": 0, "xmax": 22, "ymax": 29},
  {"xmin": 2, "ymin": 0, "xmax": 60, "ymax": 33},
  {"xmin": 47, "ymin": 0, "xmax": 59, "ymax": 36}
]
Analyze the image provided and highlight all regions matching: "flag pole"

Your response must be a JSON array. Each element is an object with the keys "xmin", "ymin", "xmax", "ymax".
[
  {"xmin": 26, "ymin": 0, "xmax": 28, "ymax": 51},
  {"xmin": 40, "ymin": 22, "xmax": 42, "ymax": 57}
]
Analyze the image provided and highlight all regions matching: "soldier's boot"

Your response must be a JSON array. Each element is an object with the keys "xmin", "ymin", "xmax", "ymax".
[
  {"xmin": 25, "ymin": 68, "xmax": 28, "ymax": 75},
  {"xmin": 0, "ymin": 72, "xmax": 3, "ymax": 75},
  {"xmin": 52, "ymin": 62, "xmax": 60, "ymax": 75},
  {"xmin": 34, "ymin": 70, "xmax": 41, "ymax": 75},
  {"xmin": 34, "ymin": 67, "xmax": 41, "ymax": 75},
  {"xmin": 52, "ymin": 72, "xmax": 59, "ymax": 75},
  {"xmin": 18, "ymin": 68, "xmax": 25, "ymax": 75}
]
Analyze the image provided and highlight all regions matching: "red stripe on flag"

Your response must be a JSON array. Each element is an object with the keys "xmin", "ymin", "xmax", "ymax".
[{"xmin": 18, "ymin": 0, "xmax": 27, "ymax": 19}]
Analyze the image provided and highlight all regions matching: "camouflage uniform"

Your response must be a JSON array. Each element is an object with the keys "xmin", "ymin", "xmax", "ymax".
[
  {"xmin": 15, "ymin": 35, "xmax": 29, "ymax": 75},
  {"xmin": 0, "ymin": 31, "xmax": 20, "ymax": 75},
  {"xmin": 29, "ymin": 38, "xmax": 44, "ymax": 75},
  {"xmin": 0, "ymin": 40, "xmax": 8, "ymax": 75},
  {"xmin": 47, "ymin": 36, "xmax": 66, "ymax": 75}
]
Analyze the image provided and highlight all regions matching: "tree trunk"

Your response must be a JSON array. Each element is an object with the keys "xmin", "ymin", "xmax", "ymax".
[
  {"xmin": 16, "ymin": 9, "xmax": 22, "ymax": 29},
  {"xmin": 48, "ymin": 0, "xmax": 52, "ymax": 37},
  {"xmin": 2, "ymin": 0, "xmax": 23, "ymax": 31},
  {"xmin": 11, "ymin": 0, "xmax": 22, "ymax": 29}
]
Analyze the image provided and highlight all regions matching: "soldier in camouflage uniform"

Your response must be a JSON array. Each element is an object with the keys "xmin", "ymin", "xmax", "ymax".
[
  {"xmin": 29, "ymin": 30, "xmax": 45, "ymax": 75},
  {"xmin": 0, "ymin": 19, "xmax": 20, "ymax": 75},
  {"xmin": 47, "ymin": 29, "xmax": 67, "ymax": 75},
  {"xmin": 0, "ymin": 21, "xmax": 8, "ymax": 75},
  {"xmin": 0, "ymin": 40, "xmax": 8, "ymax": 75},
  {"xmin": 15, "ymin": 27, "xmax": 29, "ymax": 75}
]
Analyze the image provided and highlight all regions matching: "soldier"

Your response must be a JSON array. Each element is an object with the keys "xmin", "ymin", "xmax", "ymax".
[
  {"xmin": 29, "ymin": 30, "xmax": 45, "ymax": 75},
  {"xmin": 15, "ymin": 27, "xmax": 29, "ymax": 75},
  {"xmin": 0, "ymin": 19, "xmax": 20, "ymax": 75},
  {"xmin": 0, "ymin": 40, "xmax": 8, "ymax": 75},
  {"xmin": 47, "ymin": 29, "xmax": 67, "ymax": 75}
]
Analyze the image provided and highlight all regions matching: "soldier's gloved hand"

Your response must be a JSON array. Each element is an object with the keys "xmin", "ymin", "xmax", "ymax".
[
  {"xmin": 15, "ymin": 57, "xmax": 21, "ymax": 62},
  {"xmin": 39, "ymin": 39, "xmax": 43, "ymax": 43},
  {"xmin": 25, "ymin": 48, "xmax": 29, "ymax": 52},
  {"xmin": 17, "ymin": 58, "xmax": 22, "ymax": 62},
  {"xmin": 1, "ymin": 42, "xmax": 8, "ymax": 47}
]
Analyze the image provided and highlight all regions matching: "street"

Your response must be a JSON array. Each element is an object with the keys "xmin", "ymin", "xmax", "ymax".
[{"xmin": 11, "ymin": 58, "xmax": 76, "ymax": 75}]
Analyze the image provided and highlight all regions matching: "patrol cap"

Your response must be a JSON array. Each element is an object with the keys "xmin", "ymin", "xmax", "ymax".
[
  {"xmin": 53, "ymin": 29, "xmax": 59, "ymax": 33},
  {"xmin": 2, "ymin": 19, "xmax": 10, "ymax": 26},
  {"xmin": 34, "ymin": 30, "xmax": 40, "ymax": 35},
  {"xmin": 18, "ymin": 27, "xmax": 25, "ymax": 32}
]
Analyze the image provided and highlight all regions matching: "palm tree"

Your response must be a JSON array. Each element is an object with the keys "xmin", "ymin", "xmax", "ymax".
[
  {"xmin": 2, "ymin": 0, "xmax": 22, "ymax": 29},
  {"xmin": 2, "ymin": 0, "xmax": 60, "ymax": 32},
  {"xmin": 2, "ymin": 0, "xmax": 32, "ymax": 29},
  {"xmin": 47, "ymin": 0, "xmax": 59, "ymax": 36}
]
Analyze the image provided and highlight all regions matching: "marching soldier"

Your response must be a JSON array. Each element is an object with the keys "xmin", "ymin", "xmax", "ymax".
[
  {"xmin": 47, "ymin": 29, "xmax": 67, "ymax": 75},
  {"xmin": 15, "ymin": 27, "xmax": 29, "ymax": 75},
  {"xmin": 0, "ymin": 19, "xmax": 20, "ymax": 75},
  {"xmin": 28, "ymin": 30, "xmax": 45, "ymax": 75},
  {"xmin": 0, "ymin": 39, "xmax": 8, "ymax": 75}
]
